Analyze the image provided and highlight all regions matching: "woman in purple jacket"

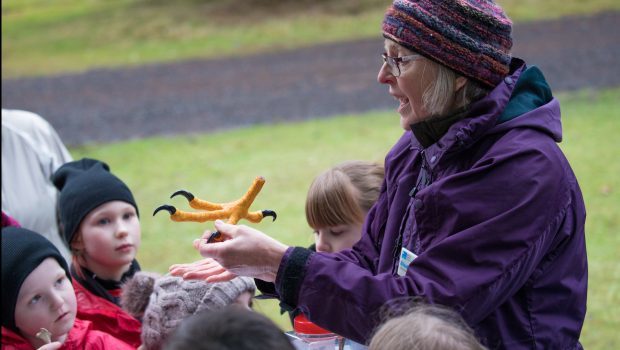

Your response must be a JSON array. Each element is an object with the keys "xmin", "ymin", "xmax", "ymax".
[{"xmin": 195, "ymin": 1, "xmax": 588, "ymax": 348}]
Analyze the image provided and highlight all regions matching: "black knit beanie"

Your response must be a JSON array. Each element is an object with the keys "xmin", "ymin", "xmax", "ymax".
[
  {"xmin": 1, "ymin": 227, "xmax": 71, "ymax": 332},
  {"xmin": 51, "ymin": 158, "xmax": 139, "ymax": 246}
]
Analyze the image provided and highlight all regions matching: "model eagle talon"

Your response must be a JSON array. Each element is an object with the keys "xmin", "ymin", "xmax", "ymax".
[
  {"xmin": 153, "ymin": 176, "xmax": 277, "ymax": 227},
  {"xmin": 152, "ymin": 204, "xmax": 177, "ymax": 217},
  {"xmin": 171, "ymin": 190, "xmax": 194, "ymax": 201},
  {"xmin": 261, "ymin": 210, "xmax": 277, "ymax": 222}
]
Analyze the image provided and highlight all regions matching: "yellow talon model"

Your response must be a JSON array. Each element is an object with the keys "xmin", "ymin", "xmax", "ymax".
[{"xmin": 153, "ymin": 176, "xmax": 276, "ymax": 242}]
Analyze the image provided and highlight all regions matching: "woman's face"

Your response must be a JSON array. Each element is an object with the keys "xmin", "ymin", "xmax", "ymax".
[
  {"xmin": 15, "ymin": 258, "xmax": 77, "ymax": 347},
  {"xmin": 74, "ymin": 201, "xmax": 141, "ymax": 280},
  {"xmin": 313, "ymin": 222, "xmax": 363, "ymax": 253},
  {"xmin": 378, "ymin": 39, "xmax": 437, "ymax": 129}
]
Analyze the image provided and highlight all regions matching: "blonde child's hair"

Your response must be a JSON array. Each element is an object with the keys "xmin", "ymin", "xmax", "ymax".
[
  {"xmin": 369, "ymin": 301, "xmax": 487, "ymax": 350},
  {"xmin": 305, "ymin": 160, "xmax": 384, "ymax": 229}
]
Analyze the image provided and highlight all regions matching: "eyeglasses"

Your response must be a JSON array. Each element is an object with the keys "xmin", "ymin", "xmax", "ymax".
[{"xmin": 381, "ymin": 53, "xmax": 422, "ymax": 77}]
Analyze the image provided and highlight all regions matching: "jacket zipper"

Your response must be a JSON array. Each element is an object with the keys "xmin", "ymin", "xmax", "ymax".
[{"xmin": 392, "ymin": 149, "xmax": 432, "ymax": 273}]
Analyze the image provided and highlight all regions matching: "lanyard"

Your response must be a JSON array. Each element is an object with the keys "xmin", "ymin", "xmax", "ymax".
[{"xmin": 391, "ymin": 150, "xmax": 432, "ymax": 273}]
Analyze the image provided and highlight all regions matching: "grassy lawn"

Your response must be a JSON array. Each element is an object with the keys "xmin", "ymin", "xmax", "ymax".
[
  {"xmin": 3, "ymin": 0, "xmax": 620, "ymax": 78},
  {"xmin": 5, "ymin": 0, "xmax": 618, "ymax": 345},
  {"xmin": 69, "ymin": 88, "xmax": 620, "ymax": 347}
]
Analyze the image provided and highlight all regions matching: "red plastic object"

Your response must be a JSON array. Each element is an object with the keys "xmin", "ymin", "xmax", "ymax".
[{"xmin": 293, "ymin": 314, "xmax": 332, "ymax": 335}]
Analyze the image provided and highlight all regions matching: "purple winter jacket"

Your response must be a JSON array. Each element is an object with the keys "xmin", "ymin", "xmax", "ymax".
[{"xmin": 272, "ymin": 60, "xmax": 587, "ymax": 349}]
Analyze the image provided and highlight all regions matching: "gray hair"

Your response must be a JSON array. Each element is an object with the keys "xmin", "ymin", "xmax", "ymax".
[{"xmin": 422, "ymin": 60, "xmax": 490, "ymax": 117}]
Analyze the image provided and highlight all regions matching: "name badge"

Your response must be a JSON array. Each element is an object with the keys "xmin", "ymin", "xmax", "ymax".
[{"xmin": 397, "ymin": 247, "xmax": 417, "ymax": 276}]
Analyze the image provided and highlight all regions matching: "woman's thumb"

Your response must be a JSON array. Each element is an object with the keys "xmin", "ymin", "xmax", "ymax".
[{"xmin": 214, "ymin": 219, "xmax": 231, "ymax": 234}]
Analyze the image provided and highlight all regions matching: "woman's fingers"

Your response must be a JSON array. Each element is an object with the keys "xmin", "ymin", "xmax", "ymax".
[
  {"xmin": 214, "ymin": 219, "xmax": 236, "ymax": 234},
  {"xmin": 193, "ymin": 221, "xmax": 288, "ymax": 282},
  {"xmin": 193, "ymin": 221, "xmax": 235, "ymax": 250}
]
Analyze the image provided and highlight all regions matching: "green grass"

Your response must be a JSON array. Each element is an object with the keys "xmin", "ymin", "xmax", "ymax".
[
  {"xmin": 69, "ymin": 88, "xmax": 620, "ymax": 347},
  {"xmin": 555, "ymin": 89, "xmax": 620, "ymax": 349},
  {"xmin": 3, "ymin": 0, "xmax": 620, "ymax": 78}
]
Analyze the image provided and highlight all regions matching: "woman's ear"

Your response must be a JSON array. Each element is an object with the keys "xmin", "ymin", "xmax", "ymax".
[{"xmin": 455, "ymin": 76, "xmax": 468, "ymax": 92}]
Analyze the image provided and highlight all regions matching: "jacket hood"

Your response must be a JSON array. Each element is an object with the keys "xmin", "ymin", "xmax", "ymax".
[
  {"xmin": 413, "ymin": 58, "xmax": 562, "ymax": 162},
  {"xmin": 493, "ymin": 63, "xmax": 560, "ymax": 142}
]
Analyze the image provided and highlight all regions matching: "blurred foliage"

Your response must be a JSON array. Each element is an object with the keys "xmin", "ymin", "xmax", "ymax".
[{"xmin": 3, "ymin": 0, "xmax": 620, "ymax": 77}]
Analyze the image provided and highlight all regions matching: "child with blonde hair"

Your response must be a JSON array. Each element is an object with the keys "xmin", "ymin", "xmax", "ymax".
[
  {"xmin": 51, "ymin": 158, "xmax": 142, "ymax": 347},
  {"xmin": 305, "ymin": 160, "xmax": 384, "ymax": 253},
  {"xmin": 368, "ymin": 301, "xmax": 486, "ymax": 350},
  {"xmin": 1, "ymin": 227, "xmax": 133, "ymax": 349}
]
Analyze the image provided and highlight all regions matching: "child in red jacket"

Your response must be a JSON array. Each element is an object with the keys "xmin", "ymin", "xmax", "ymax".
[
  {"xmin": 51, "ymin": 158, "xmax": 143, "ymax": 348},
  {"xmin": 1, "ymin": 227, "xmax": 133, "ymax": 350}
]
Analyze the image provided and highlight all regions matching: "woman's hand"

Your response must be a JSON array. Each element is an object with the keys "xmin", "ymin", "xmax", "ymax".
[
  {"xmin": 194, "ymin": 220, "xmax": 289, "ymax": 282},
  {"xmin": 169, "ymin": 258, "xmax": 237, "ymax": 282}
]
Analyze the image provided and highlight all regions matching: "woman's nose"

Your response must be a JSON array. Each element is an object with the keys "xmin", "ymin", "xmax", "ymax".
[{"xmin": 378, "ymin": 62, "xmax": 395, "ymax": 85}]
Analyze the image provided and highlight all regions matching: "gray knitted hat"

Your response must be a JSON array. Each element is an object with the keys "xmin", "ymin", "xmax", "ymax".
[
  {"xmin": 141, "ymin": 275, "xmax": 256, "ymax": 350},
  {"xmin": 120, "ymin": 271, "xmax": 163, "ymax": 320}
]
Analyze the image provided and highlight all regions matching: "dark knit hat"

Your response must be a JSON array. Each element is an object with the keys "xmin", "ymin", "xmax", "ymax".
[
  {"xmin": 382, "ymin": 0, "xmax": 513, "ymax": 87},
  {"xmin": 1, "ymin": 227, "xmax": 71, "ymax": 332},
  {"xmin": 51, "ymin": 158, "xmax": 138, "ymax": 245}
]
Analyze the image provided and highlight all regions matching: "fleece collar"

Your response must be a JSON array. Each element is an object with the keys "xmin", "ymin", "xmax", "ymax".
[{"xmin": 497, "ymin": 65, "xmax": 553, "ymax": 124}]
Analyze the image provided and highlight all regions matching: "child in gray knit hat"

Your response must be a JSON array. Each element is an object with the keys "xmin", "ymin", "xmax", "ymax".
[{"xmin": 121, "ymin": 272, "xmax": 256, "ymax": 350}]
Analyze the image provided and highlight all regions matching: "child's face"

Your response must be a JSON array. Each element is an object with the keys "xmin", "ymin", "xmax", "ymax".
[
  {"xmin": 15, "ymin": 258, "xmax": 77, "ymax": 346},
  {"xmin": 75, "ymin": 201, "xmax": 141, "ymax": 275},
  {"xmin": 313, "ymin": 223, "xmax": 363, "ymax": 253}
]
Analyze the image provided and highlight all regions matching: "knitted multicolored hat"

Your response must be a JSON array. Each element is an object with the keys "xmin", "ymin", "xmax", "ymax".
[
  {"xmin": 140, "ymin": 275, "xmax": 256, "ymax": 350},
  {"xmin": 382, "ymin": 0, "xmax": 513, "ymax": 87},
  {"xmin": 1, "ymin": 227, "xmax": 71, "ymax": 332},
  {"xmin": 51, "ymin": 158, "xmax": 138, "ymax": 245}
]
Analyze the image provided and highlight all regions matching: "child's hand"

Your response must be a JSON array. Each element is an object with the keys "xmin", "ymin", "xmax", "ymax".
[
  {"xmin": 37, "ymin": 342, "xmax": 62, "ymax": 350},
  {"xmin": 169, "ymin": 258, "xmax": 237, "ymax": 282}
]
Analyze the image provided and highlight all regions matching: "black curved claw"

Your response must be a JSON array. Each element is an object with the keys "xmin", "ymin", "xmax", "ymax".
[
  {"xmin": 170, "ymin": 190, "xmax": 195, "ymax": 202},
  {"xmin": 153, "ymin": 205, "xmax": 177, "ymax": 216},
  {"xmin": 207, "ymin": 231, "xmax": 223, "ymax": 243},
  {"xmin": 262, "ymin": 210, "xmax": 277, "ymax": 222}
]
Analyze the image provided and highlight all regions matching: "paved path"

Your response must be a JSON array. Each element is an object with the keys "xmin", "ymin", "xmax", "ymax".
[{"xmin": 2, "ymin": 11, "xmax": 619, "ymax": 146}]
